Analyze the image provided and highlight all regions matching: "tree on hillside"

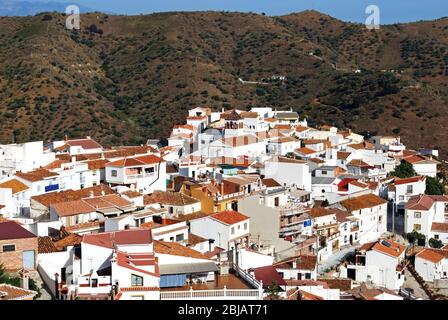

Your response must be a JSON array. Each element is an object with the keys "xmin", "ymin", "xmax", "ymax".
[
  {"xmin": 391, "ymin": 161, "xmax": 417, "ymax": 178},
  {"xmin": 426, "ymin": 177, "xmax": 444, "ymax": 195}
]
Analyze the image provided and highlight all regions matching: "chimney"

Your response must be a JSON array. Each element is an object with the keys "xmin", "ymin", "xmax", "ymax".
[
  {"xmin": 19, "ymin": 269, "xmax": 29, "ymax": 290},
  {"xmin": 130, "ymin": 184, "xmax": 135, "ymax": 192},
  {"xmin": 89, "ymin": 191, "xmax": 94, "ymax": 198},
  {"xmin": 101, "ymin": 190, "xmax": 105, "ymax": 196},
  {"xmin": 71, "ymin": 156, "xmax": 76, "ymax": 163},
  {"xmin": 86, "ymin": 136, "xmax": 91, "ymax": 139},
  {"xmin": 64, "ymin": 135, "xmax": 68, "ymax": 142}
]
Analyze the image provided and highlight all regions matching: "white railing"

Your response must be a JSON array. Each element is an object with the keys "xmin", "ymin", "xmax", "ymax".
[
  {"xmin": 126, "ymin": 173, "xmax": 155, "ymax": 180},
  {"xmin": 160, "ymin": 286, "xmax": 261, "ymax": 300}
]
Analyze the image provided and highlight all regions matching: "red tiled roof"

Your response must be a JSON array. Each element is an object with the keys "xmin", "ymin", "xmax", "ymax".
[
  {"xmin": 251, "ymin": 265, "xmax": 287, "ymax": 287},
  {"xmin": 347, "ymin": 159, "xmax": 373, "ymax": 168},
  {"xmin": 403, "ymin": 154, "xmax": 439, "ymax": 164},
  {"xmin": 394, "ymin": 176, "xmax": 425, "ymax": 186},
  {"xmin": 153, "ymin": 240, "xmax": 210, "ymax": 260},
  {"xmin": 15, "ymin": 168, "xmax": 58, "ymax": 182},
  {"xmin": 66, "ymin": 138, "xmax": 103, "ymax": 150},
  {"xmin": 0, "ymin": 179, "xmax": 29, "ymax": 194},
  {"xmin": 83, "ymin": 229, "xmax": 152, "ymax": 248},
  {"xmin": 337, "ymin": 151, "xmax": 351, "ymax": 160},
  {"xmin": 51, "ymin": 194, "xmax": 132, "ymax": 217},
  {"xmin": 0, "ymin": 221, "xmax": 36, "ymax": 240},
  {"xmin": 340, "ymin": 194, "xmax": 387, "ymax": 211},
  {"xmin": 31, "ymin": 184, "xmax": 116, "ymax": 208},
  {"xmin": 210, "ymin": 210, "xmax": 249, "ymax": 225},
  {"xmin": 274, "ymin": 255, "xmax": 317, "ymax": 270},
  {"xmin": 405, "ymin": 194, "xmax": 448, "ymax": 211},
  {"xmin": 371, "ymin": 239, "xmax": 406, "ymax": 258},
  {"xmin": 0, "ymin": 284, "xmax": 37, "ymax": 300},
  {"xmin": 107, "ymin": 154, "xmax": 164, "ymax": 167},
  {"xmin": 262, "ymin": 178, "xmax": 282, "ymax": 188},
  {"xmin": 295, "ymin": 147, "xmax": 316, "ymax": 155},
  {"xmin": 85, "ymin": 159, "xmax": 110, "ymax": 170},
  {"xmin": 431, "ymin": 222, "xmax": 448, "ymax": 233},
  {"xmin": 144, "ymin": 190, "xmax": 199, "ymax": 206},
  {"xmin": 416, "ymin": 248, "xmax": 448, "ymax": 264}
]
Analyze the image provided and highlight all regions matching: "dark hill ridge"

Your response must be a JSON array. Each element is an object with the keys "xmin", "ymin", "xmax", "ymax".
[{"xmin": 0, "ymin": 11, "xmax": 447, "ymax": 154}]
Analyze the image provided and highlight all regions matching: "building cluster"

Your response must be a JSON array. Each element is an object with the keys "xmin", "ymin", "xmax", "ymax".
[{"xmin": 0, "ymin": 106, "xmax": 445, "ymax": 300}]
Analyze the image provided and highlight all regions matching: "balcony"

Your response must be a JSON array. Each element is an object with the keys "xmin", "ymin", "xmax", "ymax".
[
  {"xmin": 127, "ymin": 172, "xmax": 156, "ymax": 180},
  {"xmin": 160, "ymin": 270, "xmax": 262, "ymax": 300}
]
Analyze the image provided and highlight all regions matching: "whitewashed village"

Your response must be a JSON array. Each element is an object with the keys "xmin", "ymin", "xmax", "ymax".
[{"xmin": 1, "ymin": 106, "xmax": 448, "ymax": 301}]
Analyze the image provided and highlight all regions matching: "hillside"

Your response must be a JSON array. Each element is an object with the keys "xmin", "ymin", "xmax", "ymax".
[{"xmin": 0, "ymin": 11, "xmax": 447, "ymax": 153}]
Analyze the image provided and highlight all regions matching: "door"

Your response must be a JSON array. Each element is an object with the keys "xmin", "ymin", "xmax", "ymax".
[{"xmin": 22, "ymin": 250, "xmax": 35, "ymax": 270}]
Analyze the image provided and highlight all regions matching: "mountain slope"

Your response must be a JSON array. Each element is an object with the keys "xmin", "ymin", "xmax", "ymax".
[{"xmin": 0, "ymin": 11, "xmax": 447, "ymax": 154}]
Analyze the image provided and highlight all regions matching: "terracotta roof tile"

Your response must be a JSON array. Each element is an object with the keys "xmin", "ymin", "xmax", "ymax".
[
  {"xmin": 210, "ymin": 210, "xmax": 249, "ymax": 225},
  {"xmin": 15, "ymin": 168, "xmax": 59, "ymax": 182},
  {"xmin": 38, "ymin": 236, "xmax": 59, "ymax": 254},
  {"xmin": 0, "ymin": 284, "xmax": 37, "ymax": 300},
  {"xmin": 0, "ymin": 179, "xmax": 29, "ymax": 194},
  {"xmin": 83, "ymin": 229, "xmax": 152, "ymax": 249},
  {"xmin": 416, "ymin": 248, "xmax": 448, "ymax": 263},
  {"xmin": 144, "ymin": 191, "xmax": 199, "ymax": 206},
  {"xmin": 31, "ymin": 184, "xmax": 115, "ymax": 208},
  {"xmin": 340, "ymin": 194, "xmax": 387, "ymax": 211},
  {"xmin": 153, "ymin": 240, "xmax": 210, "ymax": 260}
]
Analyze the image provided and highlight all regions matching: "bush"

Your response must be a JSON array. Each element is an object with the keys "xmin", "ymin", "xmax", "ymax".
[
  {"xmin": 407, "ymin": 231, "xmax": 426, "ymax": 246},
  {"xmin": 391, "ymin": 160, "xmax": 417, "ymax": 178},
  {"xmin": 425, "ymin": 177, "xmax": 444, "ymax": 195},
  {"xmin": 429, "ymin": 238, "xmax": 443, "ymax": 249}
]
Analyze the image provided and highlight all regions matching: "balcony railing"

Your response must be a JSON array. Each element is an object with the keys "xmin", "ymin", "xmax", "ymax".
[
  {"xmin": 160, "ymin": 287, "xmax": 261, "ymax": 300},
  {"xmin": 126, "ymin": 172, "xmax": 155, "ymax": 180}
]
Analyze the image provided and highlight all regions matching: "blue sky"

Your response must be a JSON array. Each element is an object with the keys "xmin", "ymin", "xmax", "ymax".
[{"xmin": 19, "ymin": 0, "xmax": 448, "ymax": 23}]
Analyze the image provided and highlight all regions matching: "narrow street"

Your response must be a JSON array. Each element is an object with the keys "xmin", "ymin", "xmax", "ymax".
[{"xmin": 318, "ymin": 246, "xmax": 356, "ymax": 274}]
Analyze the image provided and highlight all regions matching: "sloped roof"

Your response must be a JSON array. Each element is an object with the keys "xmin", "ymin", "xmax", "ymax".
[
  {"xmin": 83, "ymin": 229, "xmax": 152, "ymax": 249},
  {"xmin": 0, "ymin": 221, "xmax": 36, "ymax": 240},
  {"xmin": 15, "ymin": 168, "xmax": 59, "ymax": 182},
  {"xmin": 143, "ymin": 190, "xmax": 199, "ymax": 206},
  {"xmin": 153, "ymin": 240, "xmax": 210, "ymax": 260},
  {"xmin": 0, "ymin": 179, "xmax": 29, "ymax": 194},
  {"xmin": 107, "ymin": 154, "xmax": 164, "ymax": 167},
  {"xmin": 32, "ymin": 184, "xmax": 116, "ymax": 208},
  {"xmin": 340, "ymin": 194, "xmax": 387, "ymax": 211},
  {"xmin": 210, "ymin": 210, "xmax": 249, "ymax": 225}
]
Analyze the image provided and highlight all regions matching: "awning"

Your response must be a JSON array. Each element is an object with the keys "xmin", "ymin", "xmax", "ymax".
[
  {"xmin": 159, "ymin": 262, "xmax": 218, "ymax": 275},
  {"xmin": 97, "ymin": 207, "xmax": 122, "ymax": 216}
]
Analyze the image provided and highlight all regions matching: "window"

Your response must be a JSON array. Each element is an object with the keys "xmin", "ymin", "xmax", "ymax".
[
  {"xmin": 399, "ymin": 195, "xmax": 405, "ymax": 201},
  {"xmin": 414, "ymin": 212, "xmax": 422, "ymax": 219},
  {"xmin": 445, "ymin": 203, "xmax": 448, "ymax": 213},
  {"xmin": 244, "ymin": 223, "xmax": 248, "ymax": 230},
  {"xmin": 238, "ymin": 224, "xmax": 241, "ymax": 230},
  {"xmin": 111, "ymin": 170, "xmax": 118, "ymax": 177},
  {"xmin": 2, "ymin": 245, "xmax": 15, "ymax": 252},
  {"xmin": 147, "ymin": 167, "xmax": 155, "ymax": 174},
  {"xmin": 91, "ymin": 279, "xmax": 98, "ymax": 287},
  {"xmin": 305, "ymin": 273, "xmax": 311, "ymax": 280},
  {"xmin": 321, "ymin": 170, "xmax": 327, "ymax": 175},
  {"xmin": 414, "ymin": 224, "xmax": 421, "ymax": 231},
  {"xmin": 407, "ymin": 185, "xmax": 413, "ymax": 194},
  {"xmin": 231, "ymin": 227, "xmax": 235, "ymax": 235},
  {"xmin": 131, "ymin": 274, "xmax": 144, "ymax": 287},
  {"xmin": 435, "ymin": 234, "xmax": 439, "ymax": 240},
  {"xmin": 175, "ymin": 234, "xmax": 184, "ymax": 242}
]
